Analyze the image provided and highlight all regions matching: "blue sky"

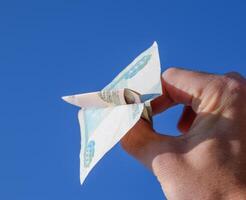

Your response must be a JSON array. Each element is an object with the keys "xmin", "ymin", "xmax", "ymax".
[{"xmin": 0, "ymin": 0, "xmax": 245, "ymax": 199}]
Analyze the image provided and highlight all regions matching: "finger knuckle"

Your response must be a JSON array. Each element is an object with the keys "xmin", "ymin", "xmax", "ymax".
[
  {"xmin": 222, "ymin": 74, "xmax": 245, "ymax": 96},
  {"xmin": 200, "ymin": 75, "xmax": 244, "ymax": 111},
  {"xmin": 225, "ymin": 71, "xmax": 244, "ymax": 80},
  {"xmin": 206, "ymin": 76, "xmax": 226, "ymax": 95}
]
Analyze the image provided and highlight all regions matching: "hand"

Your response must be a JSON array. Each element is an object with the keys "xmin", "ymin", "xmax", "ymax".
[{"xmin": 121, "ymin": 68, "xmax": 246, "ymax": 200}]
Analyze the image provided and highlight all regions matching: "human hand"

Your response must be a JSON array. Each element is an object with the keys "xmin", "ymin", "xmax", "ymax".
[{"xmin": 121, "ymin": 68, "xmax": 246, "ymax": 200}]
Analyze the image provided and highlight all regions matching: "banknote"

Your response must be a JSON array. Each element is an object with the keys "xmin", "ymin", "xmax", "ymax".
[{"xmin": 62, "ymin": 42, "xmax": 162, "ymax": 184}]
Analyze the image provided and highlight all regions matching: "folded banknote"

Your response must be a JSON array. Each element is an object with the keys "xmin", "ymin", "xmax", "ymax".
[{"xmin": 62, "ymin": 42, "xmax": 162, "ymax": 184}]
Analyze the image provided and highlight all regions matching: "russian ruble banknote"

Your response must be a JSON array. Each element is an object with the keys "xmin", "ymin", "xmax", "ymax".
[{"xmin": 62, "ymin": 42, "xmax": 162, "ymax": 184}]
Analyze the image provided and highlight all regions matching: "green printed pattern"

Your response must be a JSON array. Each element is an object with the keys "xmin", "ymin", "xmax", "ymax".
[{"xmin": 104, "ymin": 54, "xmax": 151, "ymax": 90}]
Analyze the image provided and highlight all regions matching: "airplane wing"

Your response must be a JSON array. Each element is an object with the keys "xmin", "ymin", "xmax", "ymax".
[{"xmin": 78, "ymin": 103, "xmax": 144, "ymax": 184}]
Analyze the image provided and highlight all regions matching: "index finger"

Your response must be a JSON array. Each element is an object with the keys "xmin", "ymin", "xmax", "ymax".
[{"xmin": 151, "ymin": 67, "xmax": 215, "ymax": 114}]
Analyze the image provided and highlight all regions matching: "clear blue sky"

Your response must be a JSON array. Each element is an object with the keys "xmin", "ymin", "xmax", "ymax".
[{"xmin": 0, "ymin": 0, "xmax": 245, "ymax": 199}]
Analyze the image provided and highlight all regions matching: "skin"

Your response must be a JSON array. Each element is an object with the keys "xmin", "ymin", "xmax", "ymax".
[{"xmin": 121, "ymin": 68, "xmax": 246, "ymax": 200}]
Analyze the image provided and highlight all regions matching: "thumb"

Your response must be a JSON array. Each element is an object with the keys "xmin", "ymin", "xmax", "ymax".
[{"xmin": 121, "ymin": 118, "xmax": 175, "ymax": 170}]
